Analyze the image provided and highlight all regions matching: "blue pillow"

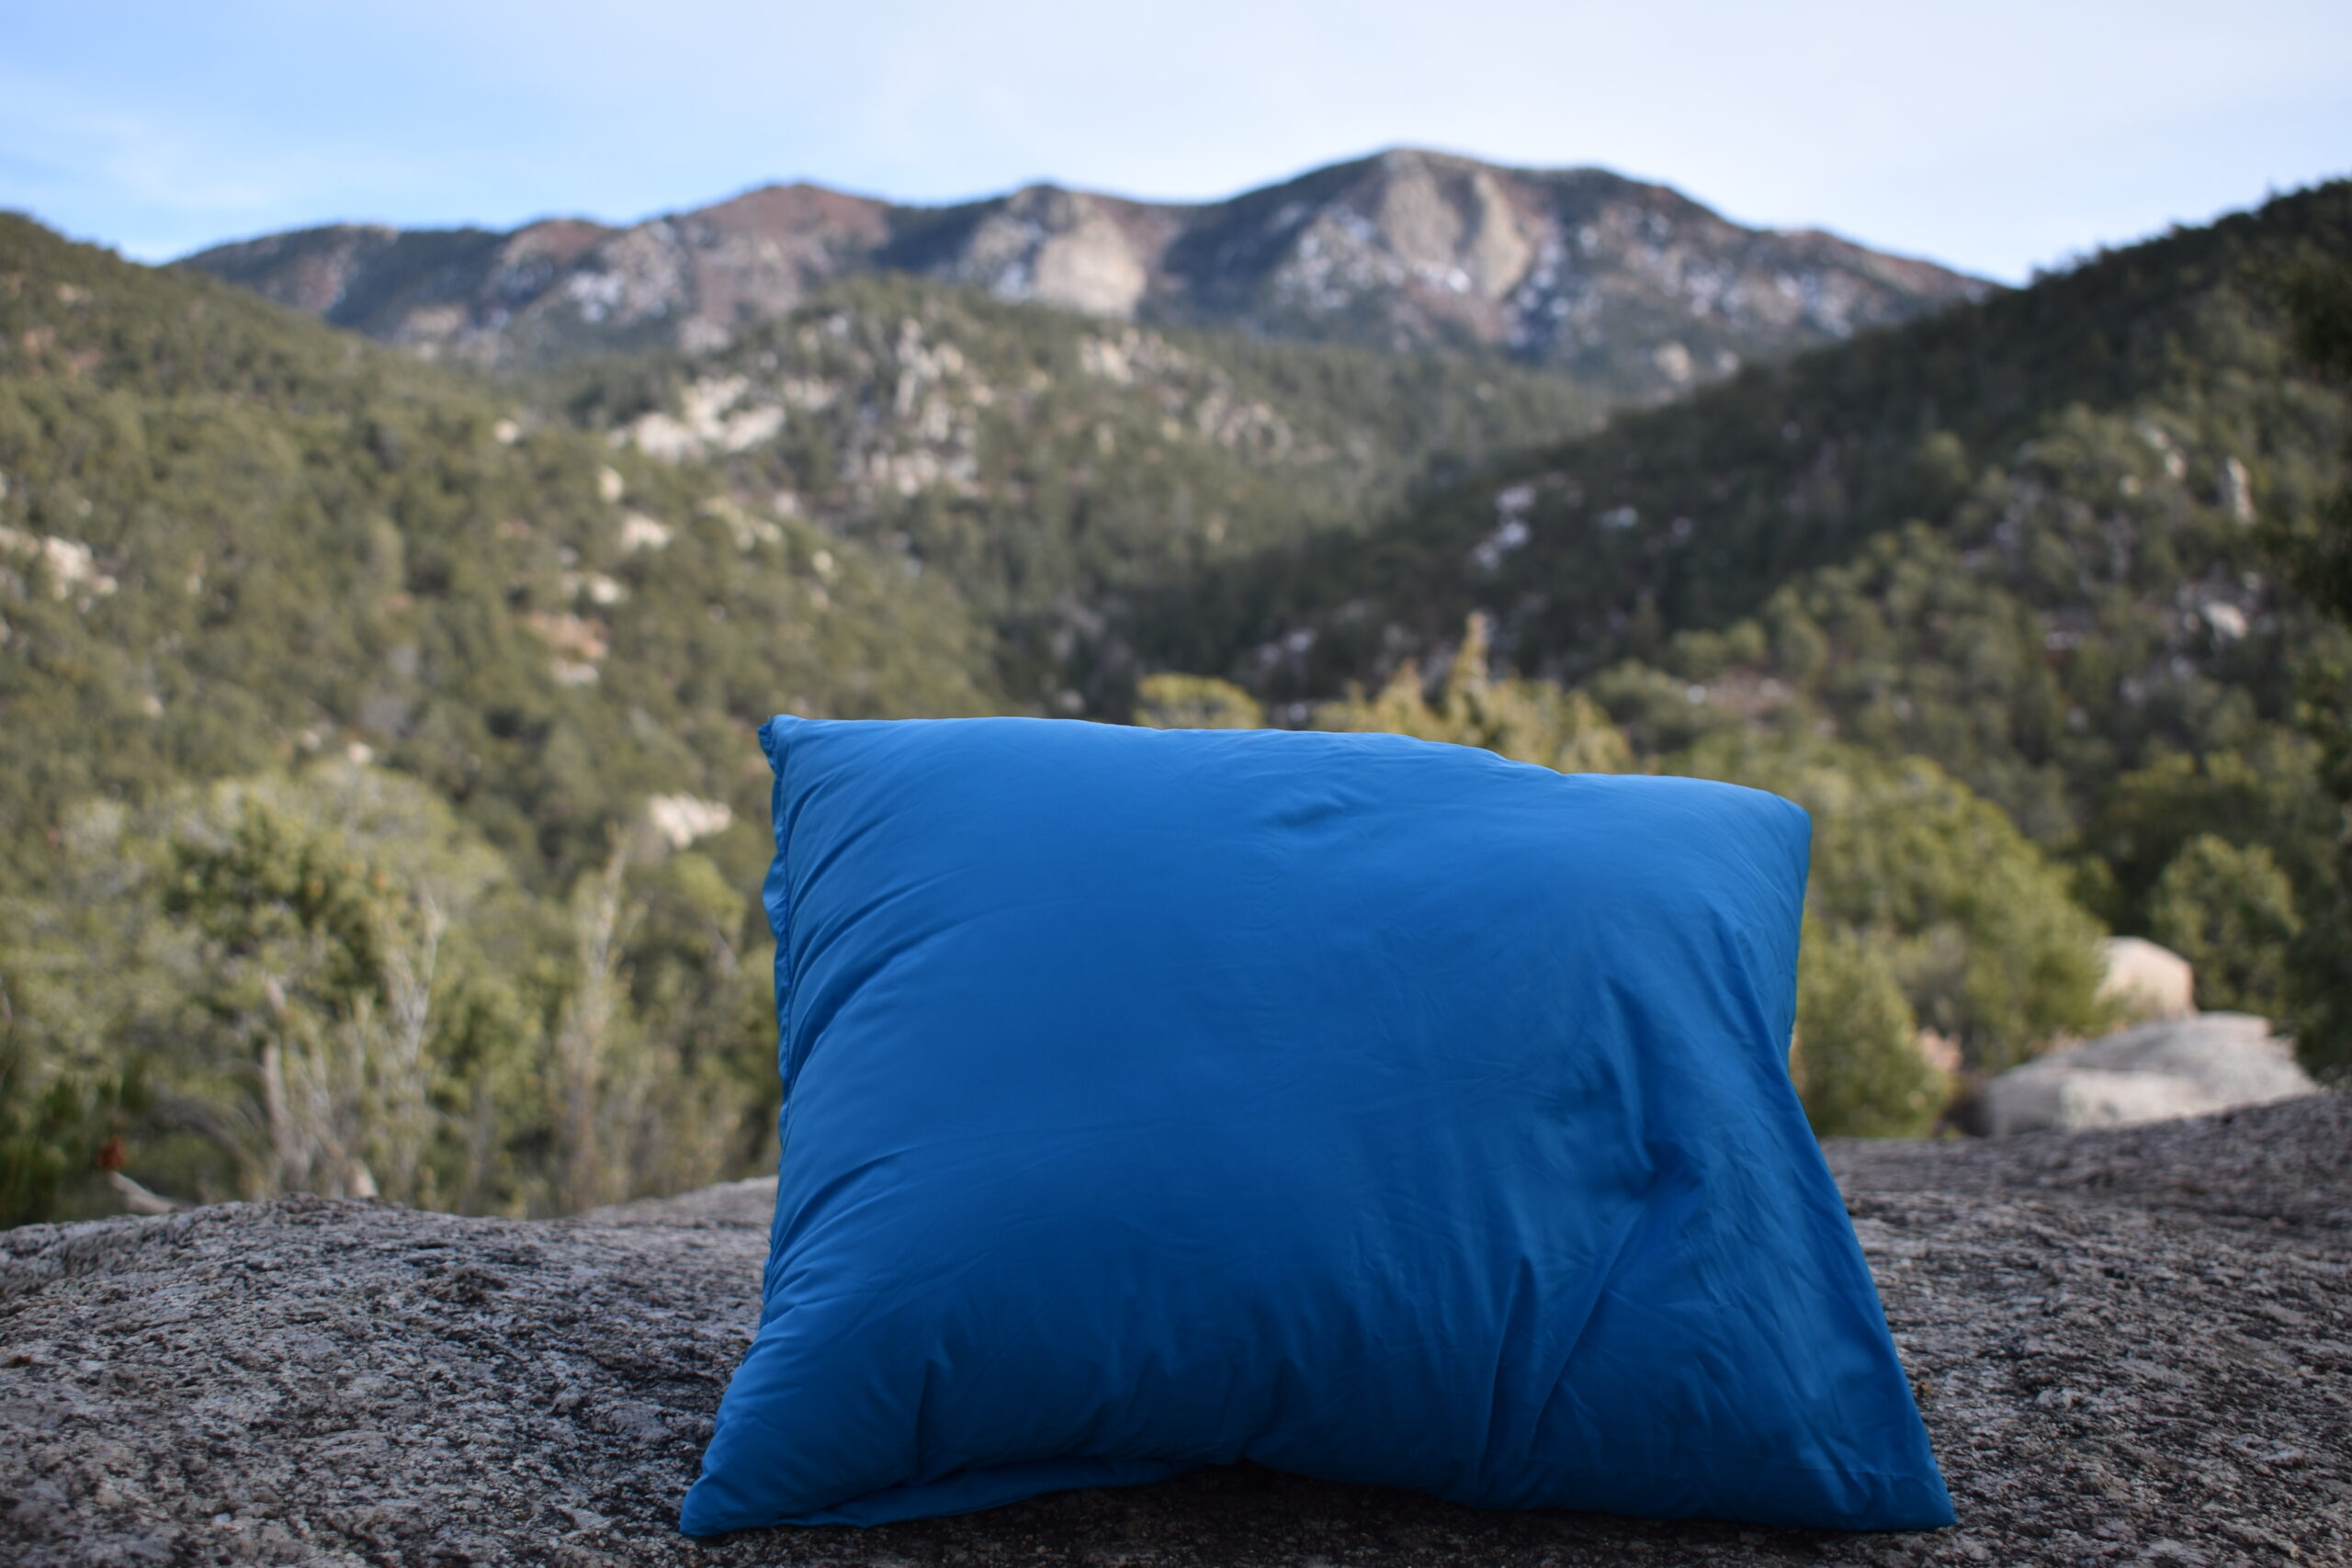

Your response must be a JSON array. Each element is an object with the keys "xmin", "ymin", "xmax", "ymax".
[{"xmin": 681, "ymin": 716, "xmax": 1951, "ymax": 1536}]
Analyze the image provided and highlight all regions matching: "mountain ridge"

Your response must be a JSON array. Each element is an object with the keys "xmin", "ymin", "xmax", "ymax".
[
  {"xmin": 1115, "ymin": 179, "xmax": 2352, "ymax": 939},
  {"xmin": 178, "ymin": 148, "xmax": 1989, "ymax": 398}
]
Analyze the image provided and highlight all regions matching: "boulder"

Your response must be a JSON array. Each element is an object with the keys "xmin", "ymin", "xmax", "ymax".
[
  {"xmin": 2095, "ymin": 935, "xmax": 2196, "ymax": 1021},
  {"xmin": 1980, "ymin": 1011, "xmax": 2317, "ymax": 1135}
]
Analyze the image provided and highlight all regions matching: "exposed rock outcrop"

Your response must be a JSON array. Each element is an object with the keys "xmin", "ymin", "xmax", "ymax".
[
  {"xmin": 4, "ymin": 1095, "xmax": 2345, "ymax": 1566},
  {"xmin": 179, "ymin": 150, "xmax": 1985, "ymax": 394},
  {"xmin": 1981, "ymin": 1012, "xmax": 2318, "ymax": 1135},
  {"xmin": 2097, "ymin": 936, "xmax": 2198, "ymax": 1022}
]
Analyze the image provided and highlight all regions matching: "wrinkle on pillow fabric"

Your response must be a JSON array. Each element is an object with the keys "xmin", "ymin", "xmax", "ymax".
[{"xmin": 680, "ymin": 715, "xmax": 1952, "ymax": 1537}]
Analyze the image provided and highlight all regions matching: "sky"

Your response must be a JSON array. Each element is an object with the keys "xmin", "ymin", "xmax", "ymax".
[{"xmin": 3, "ymin": 1, "xmax": 2347, "ymax": 284}]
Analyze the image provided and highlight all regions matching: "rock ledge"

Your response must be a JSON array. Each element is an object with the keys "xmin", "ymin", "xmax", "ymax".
[{"xmin": 4, "ymin": 1095, "xmax": 2346, "ymax": 1566}]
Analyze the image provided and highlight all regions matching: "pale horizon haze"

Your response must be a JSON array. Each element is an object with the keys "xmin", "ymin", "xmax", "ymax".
[{"xmin": 2, "ymin": 0, "xmax": 2347, "ymax": 284}]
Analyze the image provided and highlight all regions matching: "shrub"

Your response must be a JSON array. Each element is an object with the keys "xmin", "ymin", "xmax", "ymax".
[
  {"xmin": 1791, "ymin": 919, "xmax": 1946, "ymax": 1138},
  {"xmin": 2149, "ymin": 834, "xmax": 2301, "ymax": 1017}
]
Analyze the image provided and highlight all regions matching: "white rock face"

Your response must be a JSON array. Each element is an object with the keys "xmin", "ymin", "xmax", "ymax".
[
  {"xmin": 954, "ymin": 189, "xmax": 1152, "ymax": 319},
  {"xmin": 644, "ymin": 794, "xmax": 733, "ymax": 850},
  {"xmin": 1981, "ymin": 1012, "xmax": 2318, "ymax": 1136},
  {"xmin": 1031, "ymin": 211, "xmax": 1149, "ymax": 318},
  {"xmin": 2097, "ymin": 935, "xmax": 2196, "ymax": 1021},
  {"xmin": 625, "ymin": 377, "xmax": 786, "ymax": 462},
  {"xmin": 0, "ymin": 526, "xmax": 118, "ymax": 601},
  {"xmin": 617, "ymin": 512, "xmax": 674, "ymax": 552},
  {"xmin": 2222, "ymin": 456, "xmax": 2256, "ymax": 523}
]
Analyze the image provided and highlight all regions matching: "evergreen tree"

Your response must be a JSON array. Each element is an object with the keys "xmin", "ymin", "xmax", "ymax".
[
  {"xmin": 2149, "ymin": 835, "xmax": 2300, "ymax": 1017},
  {"xmin": 2273, "ymin": 254, "xmax": 2352, "ymax": 1077}
]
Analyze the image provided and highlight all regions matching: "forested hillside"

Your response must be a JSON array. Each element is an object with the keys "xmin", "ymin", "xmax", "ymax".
[
  {"xmin": 0, "ymin": 218, "xmax": 1001, "ymax": 878},
  {"xmin": 545, "ymin": 276, "xmax": 1600, "ymax": 706},
  {"xmin": 0, "ymin": 218, "xmax": 1587, "ymax": 881},
  {"xmin": 0, "ymin": 216, "xmax": 1593, "ymax": 1225},
  {"xmin": 0, "ymin": 217, "xmax": 997, "ymax": 1224},
  {"xmin": 3, "ymin": 183, "xmax": 2345, "ymax": 1230},
  {"xmin": 1148, "ymin": 185, "xmax": 2351, "ymax": 801},
  {"xmin": 1144, "ymin": 184, "xmax": 2352, "ymax": 836},
  {"xmin": 1134, "ymin": 180, "xmax": 2352, "ymax": 1099}
]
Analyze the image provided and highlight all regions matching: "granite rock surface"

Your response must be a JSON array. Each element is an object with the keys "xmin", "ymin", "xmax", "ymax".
[{"xmin": 3, "ymin": 1095, "xmax": 2346, "ymax": 1567}]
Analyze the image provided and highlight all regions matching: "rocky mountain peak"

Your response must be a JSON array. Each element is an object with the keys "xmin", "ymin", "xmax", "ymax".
[
  {"xmin": 179, "ymin": 151, "xmax": 1989, "ymax": 396},
  {"xmin": 1314, "ymin": 147, "xmax": 1539, "ymax": 297},
  {"xmin": 882, "ymin": 184, "xmax": 1178, "ymax": 319}
]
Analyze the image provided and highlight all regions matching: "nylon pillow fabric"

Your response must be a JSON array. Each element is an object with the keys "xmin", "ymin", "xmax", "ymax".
[{"xmin": 681, "ymin": 715, "xmax": 1951, "ymax": 1536}]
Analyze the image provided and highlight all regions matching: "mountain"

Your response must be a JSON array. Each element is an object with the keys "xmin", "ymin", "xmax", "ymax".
[
  {"xmin": 0, "ymin": 212, "xmax": 1602, "ymax": 1218},
  {"xmin": 6, "ymin": 179, "xmax": 2346, "ymax": 1228},
  {"xmin": 1133, "ymin": 180, "xmax": 2352, "ymax": 932},
  {"xmin": 0, "ymin": 216, "xmax": 1589, "ymax": 880},
  {"xmin": 0, "ymin": 215, "xmax": 1007, "ymax": 889},
  {"xmin": 178, "ymin": 149, "xmax": 1986, "ymax": 398},
  {"xmin": 538, "ymin": 273, "xmax": 1602, "ymax": 708}
]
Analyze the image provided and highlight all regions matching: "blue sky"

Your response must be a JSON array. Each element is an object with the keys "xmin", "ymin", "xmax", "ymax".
[{"xmin": 4, "ymin": 0, "xmax": 2346, "ymax": 283}]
